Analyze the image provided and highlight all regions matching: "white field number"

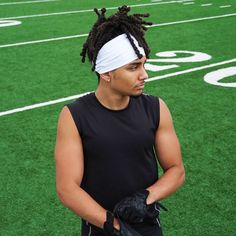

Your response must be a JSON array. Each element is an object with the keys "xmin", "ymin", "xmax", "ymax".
[
  {"xmin": 145, "ymin": 50, "xmax": 236, "ymax": 87},
  {"xmin": 204, "ymin": 67, "xmax": 236, "ymax": 87}
]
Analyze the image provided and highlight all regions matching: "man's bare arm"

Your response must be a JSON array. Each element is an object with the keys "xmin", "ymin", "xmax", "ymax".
[
  {"xmin": 146, "ymin": 99, "xmax": 185, "ymax": 204},
  {"xmin": 55, "ymin": 107, "xmax": 119, "ymax": 229}
]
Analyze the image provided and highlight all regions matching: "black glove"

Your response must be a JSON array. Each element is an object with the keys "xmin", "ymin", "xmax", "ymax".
[
  {"xmin": 113, "ymin": 189, "xmax": 167, "ymax": 225},
  {"xmin": 103, "ymin": 211, "xmax": 142, "ymax": 236}
]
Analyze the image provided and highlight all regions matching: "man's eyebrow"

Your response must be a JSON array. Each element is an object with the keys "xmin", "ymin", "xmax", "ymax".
[
  {"xmin": 128, "ymin": 62, "xmax": 142, "ymax": 66},
  {"xmin": 128, "ymin": 60, "xmax": 147, "ymax": 66}
]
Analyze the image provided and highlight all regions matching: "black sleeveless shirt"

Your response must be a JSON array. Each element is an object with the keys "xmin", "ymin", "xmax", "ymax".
[{"xmin": 67, "ymin": 92, "xmax": 160, "ymax": 211}]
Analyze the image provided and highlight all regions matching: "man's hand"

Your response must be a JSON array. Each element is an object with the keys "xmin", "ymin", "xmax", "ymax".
[
  {"xmin": 113, "ymin": 189, "xmax": 167, "ymax": 224},
  {"xmin": 112, "ymin": 219, "xmax": 142, "ymax": 236},
  {"xmin": 103, "ymin": 211, "xmax": 142, "ymax": 236}
]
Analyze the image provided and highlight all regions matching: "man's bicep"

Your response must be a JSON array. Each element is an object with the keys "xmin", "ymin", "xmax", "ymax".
[
  {"xmin": 54, "ymin": 106, "xmax": 84, "ymax": 188},
  {"xmin": 155, "ymin": 99, "xmax": 182, "ymax": 172}
]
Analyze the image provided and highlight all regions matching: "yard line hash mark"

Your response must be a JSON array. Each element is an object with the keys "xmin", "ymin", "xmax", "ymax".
[
  {"xmin": 183, "ymin": 2, "xmax": 195, "ymax": 5},
  {"xmin": 1, "ymin": 58, "xmax": 236, "ymax": 117},
  {"xmin": 220, "ymin": 5, "xmax": 231, "ymax": 8},
  {"xmin": 0, "ymin": 13, "xmax": 235, "ymax": 49},
  {"xmin": 201, "ymin": 3, "xmax": 213, "ymax": 7},
  {"xmin": 0, "ymin": 0, "xmax": 57, "ymax": 6}
]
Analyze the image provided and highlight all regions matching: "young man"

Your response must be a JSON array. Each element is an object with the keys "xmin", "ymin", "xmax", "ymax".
[{"xmin": 55, "ymin": 6, "xmax": 185, "ymax": 236}]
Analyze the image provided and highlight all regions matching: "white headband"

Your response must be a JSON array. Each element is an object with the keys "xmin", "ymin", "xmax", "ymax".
[{"xmin": 95, "ymin": 33, "xmax": 145, "ymax": 74}]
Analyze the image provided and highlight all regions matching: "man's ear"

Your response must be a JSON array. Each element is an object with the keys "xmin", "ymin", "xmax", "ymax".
[{"xmin": 100, "ymin": 72, "xmax": 111, "ymax": 82}]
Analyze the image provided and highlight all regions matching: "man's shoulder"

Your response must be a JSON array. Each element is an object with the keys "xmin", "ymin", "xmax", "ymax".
[
  {"xmin": 142, "ymin": 93, "xmax": 159, "ymax": 100},
  {"xmin": 67, "ymin": 92, "xmax": 94, "ymax": 107},
  {"xmin": 134, "ymin": 93, "xmax": 159, "ymax": 105}
]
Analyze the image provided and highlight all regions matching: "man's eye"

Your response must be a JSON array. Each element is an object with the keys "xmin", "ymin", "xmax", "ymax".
[{"xmin": 129, "ymin": 66, "xmax": 138, "ymax": 70}]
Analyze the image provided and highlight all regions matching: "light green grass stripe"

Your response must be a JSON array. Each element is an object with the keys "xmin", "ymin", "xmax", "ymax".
[
  {"xmin": 1, "ymin": 58, "xmax": 235, "ymax": 117},
  {"xmin": 1, "ymin": 13, "xmax": 236, "ymax": 49}
]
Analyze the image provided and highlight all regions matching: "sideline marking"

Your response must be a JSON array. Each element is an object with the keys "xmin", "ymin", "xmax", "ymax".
[
  {"xmin": 0, "ymin": 13, "xmax": 235, "ymax": 49},
  {"xmin": 0, "ymin": 1, "xmax": 180, "ymax": 20},
  {"xmin": 0, "ymin": 0, "xmax": 57, "ymax": 6},
  {"xmin": 0, "ymin": 20, "xmax": 21, "ymax": 27},
  {"xmin": 1, "ymin": 58, "xmax": 236, "ymax": 117}
]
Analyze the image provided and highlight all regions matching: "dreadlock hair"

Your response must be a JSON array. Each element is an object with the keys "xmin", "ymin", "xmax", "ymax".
[{"xmin": 80, "ymin": 5, "xmax": 152, "ymax": 74}]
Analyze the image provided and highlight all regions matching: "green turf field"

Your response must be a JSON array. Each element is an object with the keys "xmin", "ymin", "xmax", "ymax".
[{"xmin": 0, "ymin": 0, "xmax": 236, "ymax": 235}]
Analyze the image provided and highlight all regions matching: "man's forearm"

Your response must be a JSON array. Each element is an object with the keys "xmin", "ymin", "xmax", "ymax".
[
  {"xmin": 57, "ymin": 183, "xmax": 107, "ymax": 229},
  {"xmin": 146, "ymin": 165, "xmax": 185, "ymax": 204}
]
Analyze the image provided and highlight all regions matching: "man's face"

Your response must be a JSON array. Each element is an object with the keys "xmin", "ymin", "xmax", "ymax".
[{"xmin": 108, "ymin": 56, "xmax": 148, "ymax": 96}]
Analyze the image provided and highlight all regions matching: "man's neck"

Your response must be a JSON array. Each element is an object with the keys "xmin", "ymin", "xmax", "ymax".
[{"xmin": 95, "ymin": 86, "xmax": 130, "ymax": 111}]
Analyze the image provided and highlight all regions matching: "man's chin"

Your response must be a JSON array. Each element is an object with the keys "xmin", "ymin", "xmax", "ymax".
[{"xmin": 131, "ymin": 91, "xmax": 143, "ymax": 97}]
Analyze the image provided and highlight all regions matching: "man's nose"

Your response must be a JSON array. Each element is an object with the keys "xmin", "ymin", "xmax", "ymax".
[{"xmin": 139, "ymin": 67, "xmax": 148, "ymax": 81}]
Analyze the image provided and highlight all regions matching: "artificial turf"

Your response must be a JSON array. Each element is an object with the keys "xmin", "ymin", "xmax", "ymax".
[{"xmin": 0, "ymin": 0, "xmax": 236, "ymax": 235}]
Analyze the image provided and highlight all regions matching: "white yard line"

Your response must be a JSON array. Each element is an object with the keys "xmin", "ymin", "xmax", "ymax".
[
  {"xmin": 0, "ymin": 8, "xmax": 94, "ymax": 20},
  {"xmin": 0, "ymin": 34, "xmax": 88, "ymax": 48},
  {"xmin": 149, "ymin": 13, "xmax": 236, "ymax": 27},
  {"xmin": 0, "ymin": 1, "xmax": 180, "ymax": 20},
  {"xmin": 0, "ymin": 0, "xmax": 57, "ymax": 6},
  {"xmin": 1, "ymin": 58, "xmax": 235, "ymax": 117},
  {"xmin": 146, "ymin": 58, "xmax": 236, "ymax": 82},
  {"xmin": 0, "ymin": 92, "xmax": 91, "ymax": 117},
  {"xmin": 0, "ymin": 13, "xmax": 235, "ymax": 49}
]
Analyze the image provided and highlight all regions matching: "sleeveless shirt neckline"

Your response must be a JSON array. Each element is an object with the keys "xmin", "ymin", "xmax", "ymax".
[{"xmin": 92, "ymin": 92, "xmax": 133, "ymax": 112}]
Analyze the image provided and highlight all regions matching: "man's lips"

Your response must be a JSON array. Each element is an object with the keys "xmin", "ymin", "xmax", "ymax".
[{"xmin": 135, "ymin": 82, "xmax": 145, "ymax": 89}]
